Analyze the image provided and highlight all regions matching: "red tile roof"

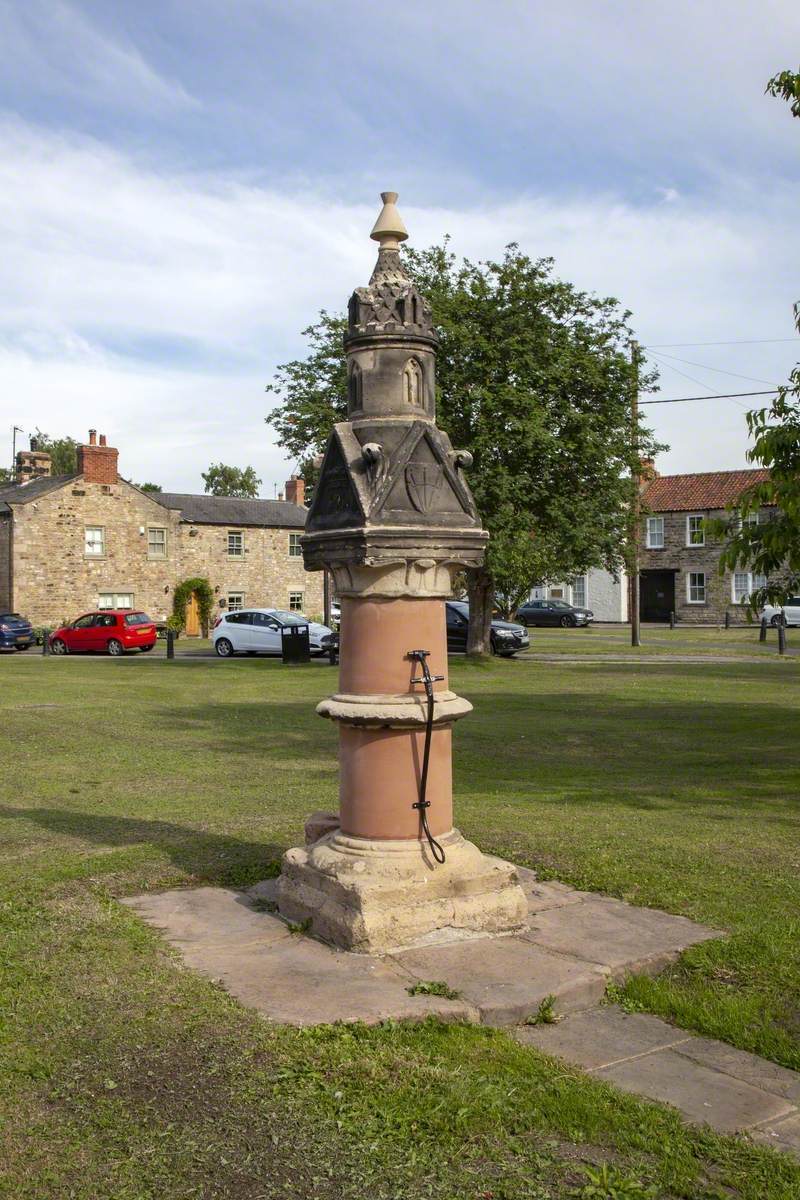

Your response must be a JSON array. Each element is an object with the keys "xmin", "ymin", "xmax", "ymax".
[{"xmin": 643, "ymin": 469, "xmax": 772, "ymax": 512}]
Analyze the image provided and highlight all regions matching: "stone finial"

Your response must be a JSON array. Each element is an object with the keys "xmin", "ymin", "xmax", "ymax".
[{"xmin": 370, "ymin": 191, "xmax": 408, "ymax": 250}]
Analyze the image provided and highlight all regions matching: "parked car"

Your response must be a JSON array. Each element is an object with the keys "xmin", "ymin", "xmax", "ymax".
[
  {"xmin": 446, "ymin": 601, "xmax": 529, "ymax": 656},
  {"xmin": 49, "ymin": 610, "xmax": 157, "ymax": 655},
  {"xmin": 0, "ymin": 612, "xmax": 36, "ymax": 652},
  {"xmin": 212, "ymin": 608, "xmax": 333, "ymax": 657},
  {"xmin": 514, "ymin": 599, "xmax": 594, "ymax": 628},
  {"xmin": 761, "ymin": 597, "xmax": 800, "ymax": 627}
]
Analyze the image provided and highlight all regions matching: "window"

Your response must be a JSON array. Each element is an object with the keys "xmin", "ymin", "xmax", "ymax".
[
  {"xmin": 288, "ymin": 591, "xmax": 304, "ymax": 611},
  {"xmin": 687, "ymin": 572, "xmax": 706, "ymax": 604},
  {"xmin": 227, "ymin": 593, "xmax": 244, "ymax": 612},
  {"xmin": 349, "ymin": 361, "xmax": 363, "ymax": 410},
  {"xmin": 225, "ymin": 611, "xmax": 253, "ymax": 624},
  {"xmin": 732, "ymin": 572, "xmax": 767, "ymax": 604},
  {"xmin": 646, "ymin": 516, "xmax": 664, "ymax": 548},
  {"xmin": 571, "ymin": 576, "xmax": 587, "ymax": 608},
  {"xmin": 288, "ymin": 533, "xmax": 303, "ymax": 558},
  {"xmin": 85, "ymin": 527, "xmax": 105, "ymax": 556},
  {"xmin": 686, "ymin": 515, "xmax": 705, "ymax": 546},
  {"xmin": 403, "ymin": 357, "xmax": 424, "ymax": 407},
  {"xmin": 227, "ymin": 530, "xmax": 244, "ymax": 557},
  {"xmin": 549, "ymin": 587, "xmax": 564, "ymax": 599},
  {"xmin": 98, "ymin": 592, "xmax": 133, "ymax": 609},
  {"xmin": 735, "ymin": 510, "xmax": 761, "ymax": 530},
  {"xmin": 147, "ymin": 527, "xmax": 167, "ymax": 558}
]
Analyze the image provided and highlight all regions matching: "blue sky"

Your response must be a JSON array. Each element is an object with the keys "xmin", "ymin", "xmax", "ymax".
[{"xmin": 1, "ymin": 0, "xmax": 798, "ymax": 490}]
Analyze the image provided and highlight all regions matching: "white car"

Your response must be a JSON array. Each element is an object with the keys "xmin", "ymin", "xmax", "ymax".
[
  {"xmin": 761, "ymin": 597, "xmax": 800, "ymax": 627},
  {"xmin": 212, "ymin": 608, "xmax": 333, "ymax": 657}
]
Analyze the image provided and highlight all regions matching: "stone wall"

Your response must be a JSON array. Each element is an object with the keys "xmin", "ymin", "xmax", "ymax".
[
  {"xmin": 5, "ymin": 478, "xmax": 324, "ymax": 628},
  {"xmin": 0, "ymin": 515, "xmax": 11, "ymax": 610},
  {"xmin": 639, "ymin": 507, "xmax": 769, "ymax": 625}
]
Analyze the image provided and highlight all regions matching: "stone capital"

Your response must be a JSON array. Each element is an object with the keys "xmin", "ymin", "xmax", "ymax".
[{"xmin": 317, "ymin": 690, "xmax": 472, "ymax": 728}]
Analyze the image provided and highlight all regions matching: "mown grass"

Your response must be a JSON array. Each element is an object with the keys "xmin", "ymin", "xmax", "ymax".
[{"xmin": 1, "ymin": 653, "xmax": 799, "ymax": 1198}]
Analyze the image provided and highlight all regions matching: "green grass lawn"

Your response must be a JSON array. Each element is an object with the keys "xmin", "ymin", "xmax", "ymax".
[{"xmin": 2, "ymin": 653, "xmax": 799, "ymax": 1198}]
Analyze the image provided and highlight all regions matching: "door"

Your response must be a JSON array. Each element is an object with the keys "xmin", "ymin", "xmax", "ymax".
[
  {"xmin": 92, "ymin": 613, "xmax": 118, "ymax": 650},
  {"xmin": 640, "ymin": 570, "xmax": 676, "ymax": 622},
  {"xmin": 67, "ymin": 613, "xmax": 97, "ymax": 652},
  {"xmin": 783, "ymin": 597, "xmax": 800, "ymax": 626},
  {"xmin": 445, "ymin": 604, "xmax": 468, "ymax": 652},
  {"xmin": 185, "ymin": 592, "xmax": 201, "ymax": 637},
  {"xmin": 250, "ymin": 612, "xmax": 282, "ymax": 655}
]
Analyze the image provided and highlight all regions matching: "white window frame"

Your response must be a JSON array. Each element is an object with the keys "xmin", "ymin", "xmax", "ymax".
[
  {"xmin": 288, "ymin": 590, "xmax": 304, "ymax": 612},
  {"xmin": 731, "ymin": 572, "xmax": 767, "ymax": 604},
  {"xmin": 288, "ymin": 532, "xmax": 303, "ymax": 558},
  {"xmin": 645, "ymin": 516, "xmax": 664, "ymax": 549},
  {"xmin": 147, "ymin": 527, "xmax": 167, "ymax": 559},
  {"xmin": 227, "ymin": 592, "xmax": 244, "ymax": 612},
  {"xmin": 98, "ymin": 592, "xmax": 133, "ymax": 610},
  {"xmin": 85, "ymin": 526, "xmax": 105, "ymax": 557},
  {"xmin": 227, "ymin": 530, "xmax": 244, "ymax": 558},
  {"xmin": 687, "ymin": 572, "xmax": 706, "ymax": 604},
  {"xmin": 571, "ymin": 575, "xmax": 588, "ymax": 607},
  {"xmin": 686, "ymin": 514, "xmax": 705, "ymax": 547}
]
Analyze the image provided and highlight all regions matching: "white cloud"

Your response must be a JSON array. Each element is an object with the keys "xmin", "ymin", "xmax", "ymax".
[{"xmin": 0, "ymin": 118, "xmax": 797, "ymax": 489}]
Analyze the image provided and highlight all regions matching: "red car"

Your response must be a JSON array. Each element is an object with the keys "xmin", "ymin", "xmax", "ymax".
[{"xmin": 49, "ymin": 610, "xmax": 157, "ymax": 656}]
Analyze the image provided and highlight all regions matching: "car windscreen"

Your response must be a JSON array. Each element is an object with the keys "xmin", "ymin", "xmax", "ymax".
[
  {"xmin": 269, "ymin": 611, "xmax": 307, "ymax": 626},
  {"xmin": 0, "ymin": 613, "xmax": 26, "ymax": 622},
  {"xmin": 549, "ymin": 601, "xmax": 571, "ymax": 609},
  {"xmin": 124, "ymin": 612, "xmax": 152, "ymax": 625},
  {"xmin": 448, "ymin": 602, "xmax": 469, "ymax": 617}
]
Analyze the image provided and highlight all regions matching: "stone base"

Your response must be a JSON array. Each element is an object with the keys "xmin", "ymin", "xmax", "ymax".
[{"xmin": 277, "ymin": 828, "xmax": 528, "ymax": 953}]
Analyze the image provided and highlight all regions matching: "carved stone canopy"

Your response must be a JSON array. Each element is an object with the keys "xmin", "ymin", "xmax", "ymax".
[{"xmin": 302, "ymin": 192, "xmax": 486, "ymax": 598}]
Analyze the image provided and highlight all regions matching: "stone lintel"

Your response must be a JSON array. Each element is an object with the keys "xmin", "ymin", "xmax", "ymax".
[{"xmin": 316, "ymin": 691, "xmax": 472, "ymax": 727}]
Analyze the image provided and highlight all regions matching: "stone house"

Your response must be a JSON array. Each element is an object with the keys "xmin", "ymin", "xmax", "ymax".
[
  {"xmin": 0, "ymin": 432, "xmax": 322, "ymax": 631},
  {"xmin": 528, "ymin": 569, "xmax": 628, "ymax": 622},
  {"xmin": 639, "ymin": 468, "xmax": 773, "ymax": 624}
]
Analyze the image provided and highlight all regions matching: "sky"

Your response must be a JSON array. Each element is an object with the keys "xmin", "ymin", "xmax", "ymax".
[{"xmin": 1, "ymin": 0, "xmax": 798, "ymax": 492}]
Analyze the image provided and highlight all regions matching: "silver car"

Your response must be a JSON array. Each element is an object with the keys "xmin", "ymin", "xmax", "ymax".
[
  {"xmin": 760, "ymin": 596, "xmax": 800, "ymax": 627},
  {"xmin": 212, "ymin": 607, "xmax": 333, "ymax": 657}
]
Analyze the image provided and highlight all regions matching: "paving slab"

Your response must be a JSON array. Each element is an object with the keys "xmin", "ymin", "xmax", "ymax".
[
  {"xmin": 751, "ymin": 1112, "xmax": 800, "ymax": 1158},
  {"xmin": 672, "ymin": 1037, "xmax": 800, "ymax": 1106},
  {"xmin": 596, "ymin": 1048, "xmax": 796, "ymax": 1132},
  {"xmin": 515, "ymin": 867, "xmax": 583, "ymax": 914},
  {"xmin": 390, "ymin": 937, "xmax": 608, "ymax": 1025},
  {"xmin": 515, "ymin": 1006, "xmax": 691, "ymax": 1069},
  {"xmin": 120, "ymin": 886, "xmax": 290, "ymax": 949},
  {"xmin": 524, "ymin": 896, "xmax": 721, "ymax": 979}
]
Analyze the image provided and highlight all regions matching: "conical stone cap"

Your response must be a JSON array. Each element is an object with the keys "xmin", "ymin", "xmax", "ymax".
[{"xmin": 370, "ymin": 191, "xmax": 408, "ymax": 248}]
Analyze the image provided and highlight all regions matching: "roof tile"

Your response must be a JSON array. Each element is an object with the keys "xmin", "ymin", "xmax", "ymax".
[{"xmin": 643, "ymin": 469, "xmax": 772, "ymax": 512}]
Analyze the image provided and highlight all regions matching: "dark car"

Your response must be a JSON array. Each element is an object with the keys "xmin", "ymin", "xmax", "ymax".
[
  {"xmin": 515, "ymin": 599, "xmax": 594, "ymax": 628},
  {"xmin": 0, "ymin": 612, "xmax": 36, "ymax": 652},
  {"xmin": 446, "ymin": 601, "xmax": 529, "ymax": 657}
]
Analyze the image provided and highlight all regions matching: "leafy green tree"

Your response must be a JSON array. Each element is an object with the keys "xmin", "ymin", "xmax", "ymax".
[
  {"xmin": 717, "ymin": 69, "xmax": 800, "ymax": 609},
  {"xmin": 137, "ymin": 482, "xmax": 162, "ymax": 493},
  {"xmin": 30, "ymin": 429, "xmax": 79, "ymax": 476},
  {"xmin": 201, "ymin": 463, "xmax": 261, "ymax": 498},
  {"xmin": 0, "ymin": 467, "xmax": 12, "ymax": 485},
  {"xmin": 267, "ymin": 242, "xmax": 660, "ymax": 653}
]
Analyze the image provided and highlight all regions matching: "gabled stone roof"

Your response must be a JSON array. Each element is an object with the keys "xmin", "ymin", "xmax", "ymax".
[
  {"xmin": 152, "ymin": 492, "xmax": 308, "ymax": 528},
  {"xmin": 643, "ymin": 469, "xmax": 772, "ymax": 513},
  {"xmin": 0, "ymin": 474, "xmax": 79, "ymax": 512}
]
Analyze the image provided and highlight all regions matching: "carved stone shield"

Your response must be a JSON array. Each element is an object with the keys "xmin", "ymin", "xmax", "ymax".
[{"xmin": 405, "ymin": 462, "xmax": 443, "ymax": 514}]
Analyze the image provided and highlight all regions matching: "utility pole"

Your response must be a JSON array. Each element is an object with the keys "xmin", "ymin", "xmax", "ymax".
[
  {"xmin": 630, "ymin": 344, "xmax": 641, "ymax": 648},
  {"xmin": 11, "ymin": 426, "xmax": 24, "ymax": 476}
]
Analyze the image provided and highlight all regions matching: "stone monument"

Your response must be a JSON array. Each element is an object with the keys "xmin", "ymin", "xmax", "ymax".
[{"xmin": 277, "ymin": 192, "xmax": 527, "ymax": 952}]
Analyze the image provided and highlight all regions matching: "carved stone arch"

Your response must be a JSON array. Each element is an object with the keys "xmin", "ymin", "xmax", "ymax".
[
  {"xmin": 403, "ymin": 357, "xmax": 424, "ymax": 408},
  {"xmin": 349, "ymin": 361, "xmax": 363, "ymax": 410}
]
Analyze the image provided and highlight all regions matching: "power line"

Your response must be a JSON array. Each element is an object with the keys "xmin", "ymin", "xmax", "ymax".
[
  {"xmin": 640, "ymin": 390, "xmax": 778, "ymax": 406},
  {"xmin": 645, "ymin": 348, "xmax": 778, "ymax": 388},
  {"xmin": 644, "ymin": 337, "xmax": 797, "ymax": 348}
]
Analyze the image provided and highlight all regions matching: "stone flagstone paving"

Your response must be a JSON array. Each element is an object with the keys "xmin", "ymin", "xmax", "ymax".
[{"xmin": 121, "ymin": 864, "xmax": 800, "ymax": 1159}]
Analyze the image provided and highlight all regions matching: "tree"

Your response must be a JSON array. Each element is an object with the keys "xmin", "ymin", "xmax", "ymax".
[
  {"xmin": 30, "ymin": 429, "xmax": 79, "ymax": 475},
  {"xmin": 137, "ymin": 482, "xmax": 162, "ymax": 493},
  {"xmin": 266, "ymin": 243, "xmax": 661, "ymax": 653},
  {"xmin": 0, "ymin": 467, "xmax": 12, "ymax": 485},
  {"xmin": 716, "ymin": 69, "xmax": 800, "ymax": 610},
  {"xmin": 201, "ymin": 463, "xmax": 261, "ymax": 498}
]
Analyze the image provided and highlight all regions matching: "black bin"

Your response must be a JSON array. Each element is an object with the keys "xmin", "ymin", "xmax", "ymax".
[{"xmin": 281, "ymin": 623, "xmax": 310, "ymax": 664}]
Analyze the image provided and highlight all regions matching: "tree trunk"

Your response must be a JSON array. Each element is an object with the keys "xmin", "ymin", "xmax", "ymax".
[{"xmin": 466, "ymin": 568, "xmax": 493, "ymax": 656}]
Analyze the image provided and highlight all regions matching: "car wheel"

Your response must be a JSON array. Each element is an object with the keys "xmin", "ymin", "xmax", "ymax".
[
  {"xmin": 107, "ymin": 639, "xmax": 124, "ymax": 656},
  {"xmin": 560, "ymin": 615, "xmax": 575, "ymax": 628},
  {"xmin": 17, "ymin": 644, "xmax": 30, "ymax": 651},
  {"xmin": 215, "ymin": 638, "xmax": 234, "ymax": 657},
  {"xmin": 770, "ymin": 614, "xmax": 783, "ymax": 627},
  {"xmin": 51, "ymin": 639, "xmax": 67, "ymax": 655}
]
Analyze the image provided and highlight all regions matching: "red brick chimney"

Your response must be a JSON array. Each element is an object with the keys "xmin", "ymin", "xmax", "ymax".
[
  {"xmin": 285, "ymin": 474, "xmax": 305, "ymax": 507},
  {"xmin": 77, "ymin": 431, "xmax": 119, "ymax": 484}
]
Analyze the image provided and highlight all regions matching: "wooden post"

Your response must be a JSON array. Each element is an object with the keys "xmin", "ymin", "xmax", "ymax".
[
  {"xmin": 778, "ymin": 619, "xmax": 786, "ymax": 656},
  {"xmin": 630, "ymin": 344, "xmax": 641, "ymax": 648},
  {"xmin": 759, "ymin": 616, "xmax": 768, "ymax": 643}
]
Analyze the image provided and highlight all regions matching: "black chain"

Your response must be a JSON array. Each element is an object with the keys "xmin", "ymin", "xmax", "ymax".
[{"xmin": 408, "ymin": 649, "xmax": 446, "ymax": 865}]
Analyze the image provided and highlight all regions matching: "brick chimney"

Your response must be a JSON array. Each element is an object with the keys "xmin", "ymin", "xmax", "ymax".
[
  {"xmin": 285, "ymin": 474, "xmax": 305, "ymax": 507},
  {"xmin": 77, "ymin": 430, "xmax": 119, "ymax": 484}
]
